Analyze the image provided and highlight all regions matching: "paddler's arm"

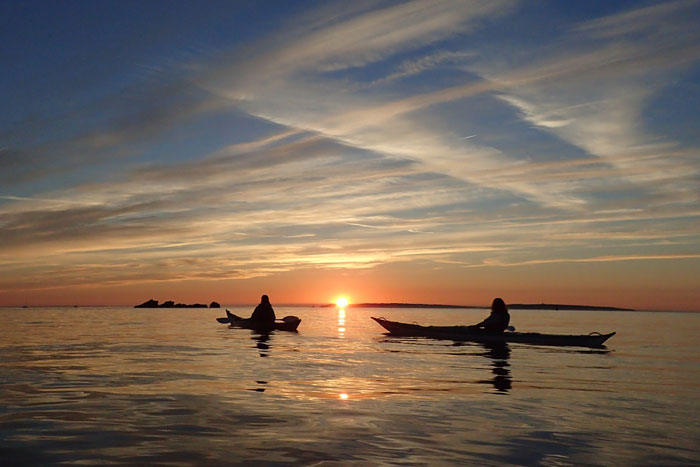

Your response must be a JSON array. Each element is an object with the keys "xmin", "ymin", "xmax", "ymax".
[{"xmin": 474, "ymin": 313, "xmax": 495, "ymax": 328}]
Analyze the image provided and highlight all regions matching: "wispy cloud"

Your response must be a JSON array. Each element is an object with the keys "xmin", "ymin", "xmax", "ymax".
[
  {"xmin": 478, "ymin": 253, "xmax": 700, "ymax": 268},
  {"xmin": 476, "ymin": 0, "xmax": 700, "ymax": 205},
  {"xmin": 572, "ymin": 0, "xmax": 699, "ymax": 39},
  {"xmin": 196, "ymin": 1, "xmax": 697, "ymax": 211},
  {"xmin": 366, "ymin": 50, "xmax": 476, "ymax": 87}
]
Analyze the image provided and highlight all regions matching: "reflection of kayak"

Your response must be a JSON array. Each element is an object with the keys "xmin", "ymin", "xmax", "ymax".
[
  {"xmin": 216, "ymin": 309, "xmax": 301, "ymax": 332},
  {"xmin": 372, "ymin": 317, "xmax": 615, "ymax": 347}
]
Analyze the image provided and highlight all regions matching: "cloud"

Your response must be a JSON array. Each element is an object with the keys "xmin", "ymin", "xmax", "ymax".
[
  {"xmin": 365, "ymin": 50, "xmax": 476, "ymax": 87},
  {"xmin": 477, "ymin": 253, "xmax": 700, "ymax": 268},
  {"xmin": 572, "ymin": 0, "xmax": 699, "ymax": 39},
  {"xmin": 1, "ymin": 50, "xmax": 232, "ymax": 187},
  {"xmin": 208, "ymin": 0, "xmax": 515, "ymax": 90},
  {"xmin": 192, "ymin": 1, "xmax": 698, "ymax": 212},
  {"xmin": 470, "ymin": 2, "xmax": 700, "ymax": 207}
]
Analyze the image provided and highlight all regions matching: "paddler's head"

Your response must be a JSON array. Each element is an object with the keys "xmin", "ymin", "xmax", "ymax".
[
  {"xmin": 492, "ymin": 298, "xmax": 507, "ymax": 314},
  {"xmin": 261, "ymin": 294, "xmax": 270, "ymax": 304}
]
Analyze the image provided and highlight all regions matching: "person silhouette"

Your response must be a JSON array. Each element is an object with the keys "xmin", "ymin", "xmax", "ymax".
[
  {"xmin": 249, "ymin": 294, "xmax": 276, "ymax": 329},
  {"xmin": 472, "ymin": 298, "xmax": 510, "ymax": 334}
]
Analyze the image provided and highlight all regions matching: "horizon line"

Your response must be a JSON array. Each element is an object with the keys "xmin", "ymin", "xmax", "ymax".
[{"xmin": 2, "ymin": 302, "xmax": 697, "ymax": 313}]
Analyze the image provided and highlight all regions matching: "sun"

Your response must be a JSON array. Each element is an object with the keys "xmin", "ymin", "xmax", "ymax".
[{"xmin": 335, "ymin": 297, "xmax": 349, "ymax": 308}]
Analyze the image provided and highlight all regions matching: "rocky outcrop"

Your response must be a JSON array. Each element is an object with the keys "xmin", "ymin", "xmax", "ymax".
[
  {"xmin": 134, "ymin": 299, "xmax": 209, "ymax": 308},
  {"xmin": 209, "ymin": 301, "xmax": 221, "ymax": 308}
]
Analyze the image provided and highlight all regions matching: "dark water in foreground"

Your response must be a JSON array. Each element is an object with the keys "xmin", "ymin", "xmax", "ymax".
[{"xmin": 1, "ymin": 307, "xmax": 698, "ymax": 466}]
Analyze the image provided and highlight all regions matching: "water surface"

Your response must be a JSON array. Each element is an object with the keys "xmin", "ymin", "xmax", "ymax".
[{"xmin": 1, "ymin": 307, "xmax": 698, "ymax": 465}]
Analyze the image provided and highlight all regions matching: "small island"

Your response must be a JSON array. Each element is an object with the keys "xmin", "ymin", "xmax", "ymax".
[{"xmin": 135, "ymin": 299, "xmax": 221, "ymax": 309}]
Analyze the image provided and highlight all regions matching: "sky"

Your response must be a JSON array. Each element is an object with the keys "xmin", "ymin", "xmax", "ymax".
[{"xmin": 1, "ymin": 0, "xmax": 699, "ymax": 311}]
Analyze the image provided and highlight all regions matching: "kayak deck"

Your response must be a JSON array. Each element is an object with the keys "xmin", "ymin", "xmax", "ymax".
[
  {"xmin": 372, "ymin": 317, "xmax": 614, "ymax": 347},
  {"xmin": 217, "ymin": 310, "xmax": 301, "ymax": 332}
]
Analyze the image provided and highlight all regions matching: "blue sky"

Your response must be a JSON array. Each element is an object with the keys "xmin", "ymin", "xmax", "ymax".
[{"xmin": 1, "ymin": 0, "xmax": 699, "ymax": 310}]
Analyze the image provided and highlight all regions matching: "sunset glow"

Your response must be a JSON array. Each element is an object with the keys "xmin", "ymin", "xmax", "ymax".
[
  {"xmin": 4, "ymin": 4, "xmax": 700, "ymax": 466},
  {"xmin": 1, "ymin": 2, "xmax": 699, "ymax": 311}
]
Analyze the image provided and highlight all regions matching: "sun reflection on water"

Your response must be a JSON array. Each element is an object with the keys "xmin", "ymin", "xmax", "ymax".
[{"xmin": 338, "ymin": 307, "xmax": 346, "ymax": 338}]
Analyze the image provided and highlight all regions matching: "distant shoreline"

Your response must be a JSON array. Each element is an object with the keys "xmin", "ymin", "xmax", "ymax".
[
  {"xmin": 4, "ymin": 302, "xmax": 638, "ymax": 312},
  {"xmin": 508, "ymin": 303, "xmax": 634, "ymax": 311},
  {"xmin": 320, "ymin": 302, "xmax": 480, "ymax": 309},
  {"xmin": 134, "ymin": 299, "xmax": 221, "ymax": 309},
  {"xmin": 321, "ymin": 302, "xmax": 635, "ymax": 311}
]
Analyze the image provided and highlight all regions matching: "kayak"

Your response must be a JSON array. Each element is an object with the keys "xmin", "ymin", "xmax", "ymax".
[
  {"xmin": 217, "ymin": 310, "xmax": 301, "ymax": 331},
  {"xmin": 216, "ymin": 309, "xmax": 301, "ymax": 332},
  {"xmin": 372, "ymin": 317, "xmax": 615, "ymax": 347}
]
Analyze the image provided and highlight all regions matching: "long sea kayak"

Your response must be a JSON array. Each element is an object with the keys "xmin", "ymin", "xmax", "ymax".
[
  {"xmin": 216, "ymin": 309, "xmax": 301, "ymax": 332},
  {"xmin": 372, "ymin": 317, "xmax": 614, "ymax": 347}
]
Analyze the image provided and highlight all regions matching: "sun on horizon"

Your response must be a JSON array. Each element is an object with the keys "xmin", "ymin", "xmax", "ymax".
[{"xmin": 335, "ymin": 297, "xmax": 349, "ymax": 308}]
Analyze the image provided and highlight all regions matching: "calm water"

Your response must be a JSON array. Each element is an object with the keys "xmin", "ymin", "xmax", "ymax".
[{"xmin": 1, "ymin": 306, "xmax": 698, "ymax": 466}]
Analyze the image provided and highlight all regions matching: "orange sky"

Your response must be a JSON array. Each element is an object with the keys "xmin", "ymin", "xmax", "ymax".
[{"xmin": 4, "ymin": 258, "xmax": 698, "ymax": 311}]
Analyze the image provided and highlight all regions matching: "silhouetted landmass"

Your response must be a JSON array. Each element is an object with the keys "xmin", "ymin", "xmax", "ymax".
[
  {"xmin": 135, "ymin": 299, "xmax": 217, "ymax": 309},
  {"xmin": 321, "ymin": 302, "xmax": 480, "ymax": 309},
  {"xmin": 321, "ymin": 302, "xmax": 634, "ymax": 311},
  {"xmin": 509, "ymin": 303, "xmax": 634, "ymax": 311}
]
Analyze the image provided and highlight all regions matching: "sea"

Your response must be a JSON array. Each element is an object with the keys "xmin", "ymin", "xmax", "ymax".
[{"xmin": 1, "ymin": 306, "xmax": 698, "ymax": 466}]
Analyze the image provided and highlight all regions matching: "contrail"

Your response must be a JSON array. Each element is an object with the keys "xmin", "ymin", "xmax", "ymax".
[{"xmin": 0, "ymin": 195, "xmax": 101, "ymax": 206}]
